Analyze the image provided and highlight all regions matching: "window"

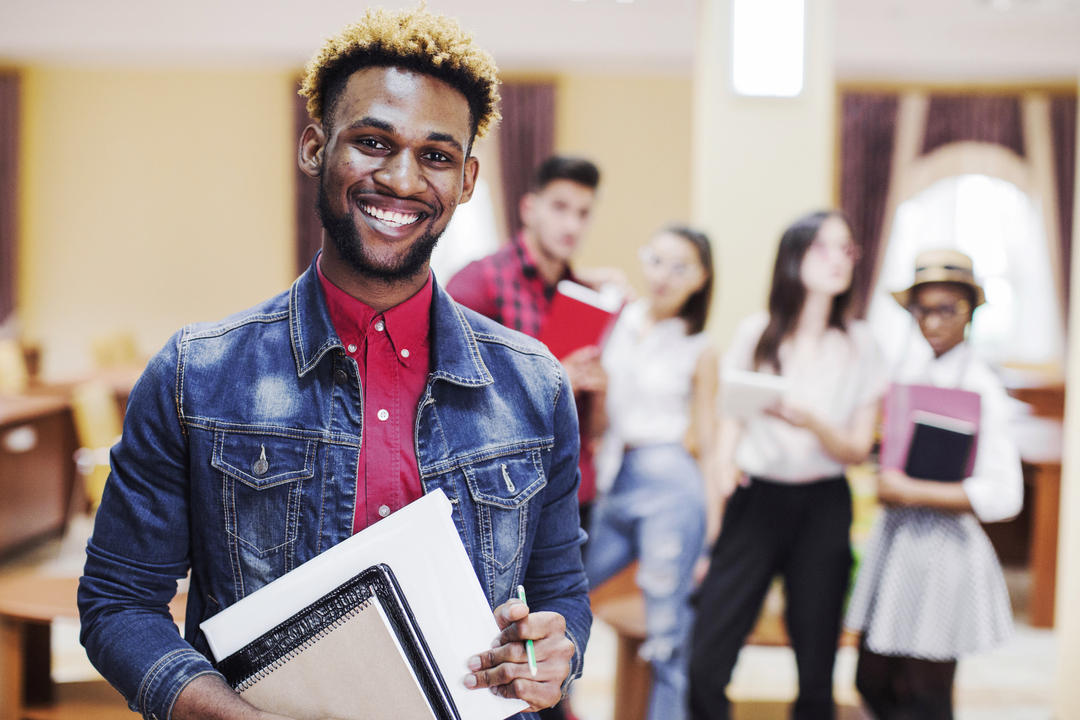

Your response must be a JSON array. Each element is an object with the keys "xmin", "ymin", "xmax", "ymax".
[
  {"xmin": 868, "ymin": 174, "xmax": 1064, "ymax": 367},
  {"xmin": 731, "ymin": 0, "xmax": 804, "ymax": 97}
]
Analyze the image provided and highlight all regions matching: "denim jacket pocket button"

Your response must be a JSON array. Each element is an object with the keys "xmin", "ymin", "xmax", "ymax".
[{"xmin": 334, "ymin": 369, "xmax": 348, "ymax": 384}]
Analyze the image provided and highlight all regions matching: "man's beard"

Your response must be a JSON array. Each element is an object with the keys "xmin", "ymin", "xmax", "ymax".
[{"xmin": 316, "ymin": 179, "xmax": 443, "ymax": 284}]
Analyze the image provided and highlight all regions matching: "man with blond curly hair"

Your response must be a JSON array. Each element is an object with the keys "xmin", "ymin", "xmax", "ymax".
[{"xmin": 78, "ymin": 7, "xmax": 590, "ymax": 720}]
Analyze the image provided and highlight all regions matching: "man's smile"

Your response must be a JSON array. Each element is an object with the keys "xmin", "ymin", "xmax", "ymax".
[{"xmin": 360, "ymin": 203, "xmax": 424, "ymax": 228}]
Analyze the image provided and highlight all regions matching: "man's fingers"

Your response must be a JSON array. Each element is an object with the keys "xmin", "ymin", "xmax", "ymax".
[
  {"xmin": 467, "ymin": 642, "xmax": 528, "ymax": 671},
  {"xmin": 492, "ymin": 598, "xmax": 528, "ymax": 631}
]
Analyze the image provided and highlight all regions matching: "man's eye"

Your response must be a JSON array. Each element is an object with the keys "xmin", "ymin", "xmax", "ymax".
[
  {"xmin": 358, "ymin": 137, "xmax": 388, "ymax": 150},
  {"xmin": 425, "ymin": 151, "xmax": 451, "ymax": 163}
]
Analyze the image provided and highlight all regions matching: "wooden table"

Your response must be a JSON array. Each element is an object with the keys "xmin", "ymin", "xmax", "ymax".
[
  {"xmin": 0, "ymin": 397, "xmax": 78, "ymax": 559},
  {"xmin": 0, "ymin": 574, "xmax": 185, "ymax": 720},
  {"xmin": 1005, "ymin": 382, "xmax": 1064, "ymax": 628}
]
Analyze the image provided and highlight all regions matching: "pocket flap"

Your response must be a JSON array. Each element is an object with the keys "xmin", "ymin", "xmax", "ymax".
[
  {"xmin": 463, "ymin": 449, "xmax": 546, "ymax": 509},
  {"xmin": 212, "ymin": 431, "xmax": 315, "ymax": 489}
]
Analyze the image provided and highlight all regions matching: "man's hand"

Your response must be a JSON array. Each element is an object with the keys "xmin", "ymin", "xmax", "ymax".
[
  {"xmin": 561, "ymin": 346, "xmax": 606, "ymax": 394},
  {"xmin": 463, "ymin": 598, "xmax": 574, "ymax": 712}
]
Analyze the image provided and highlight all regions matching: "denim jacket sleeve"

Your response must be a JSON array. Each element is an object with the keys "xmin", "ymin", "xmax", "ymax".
[
  {"xmin": 524, "ymin": 363, "xmax": 592, "ymax": 695},
  {"xmin": 78, "ymin": 333, "xmax": 223, "ymax": 720}
]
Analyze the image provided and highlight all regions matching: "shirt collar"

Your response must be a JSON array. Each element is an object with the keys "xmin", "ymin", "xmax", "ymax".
[
  {"xmin": 290, "ymin": 253, "xmax": 490, "ymax": 385},
  {"xmin": 514, "ymin": 231, "xmax": 576, "ymax": 287},
  {"xmin": 316, "ymin": 257, "xmax": 432, "ymax": 369}
]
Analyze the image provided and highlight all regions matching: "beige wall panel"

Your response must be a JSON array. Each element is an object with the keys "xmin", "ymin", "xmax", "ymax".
[
  {"xmin": 19, "ymin": 67, "xmax": 296, "ymax": 378},
  {"xmin": 555, "ymin": 73, "xmax": 694, "ymax": 299},
  {"xmin": 692, "ymin": 0, "xmax": 836, "ymax": 348}
]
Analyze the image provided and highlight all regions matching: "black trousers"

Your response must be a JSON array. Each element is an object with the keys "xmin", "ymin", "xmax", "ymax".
[
  {"xmin": 689, "ymin": 476, "xmax": 853, "ymax": 720},
  {"xmin": 855, "ymin": 640, "xmax": 957, "ymax": 720}
]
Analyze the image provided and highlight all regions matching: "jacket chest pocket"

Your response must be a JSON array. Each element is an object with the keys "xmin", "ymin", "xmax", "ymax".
[
  {"xmin": 212, "ymin": 431, "xmax": 316, "ymax": 556},
  {"xmin": 462, "ymin": 449, "xmax": 547, "ymax": 572}
]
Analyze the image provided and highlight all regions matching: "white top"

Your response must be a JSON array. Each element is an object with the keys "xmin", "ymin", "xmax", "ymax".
[
  {"xmin": 595, "ymin": 300, "xmax": 712, "ymax": 492},
  {"xmin": 725, "ymin": 312, "xmax": 890, "ymax": 483},
  {"xmin": 893, "ymin": 341, "xmax": 1023, "ymax": 523}
]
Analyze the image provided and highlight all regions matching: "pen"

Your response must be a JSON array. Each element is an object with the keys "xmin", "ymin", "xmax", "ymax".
[{"xmin": 516, "ymin": 584, "xmax": 538, "ymax": 678}]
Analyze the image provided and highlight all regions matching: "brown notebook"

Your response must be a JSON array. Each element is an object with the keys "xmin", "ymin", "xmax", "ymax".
[{"xmin": 215, "ymin": 564, "xmax": 458, "ymax": 720}]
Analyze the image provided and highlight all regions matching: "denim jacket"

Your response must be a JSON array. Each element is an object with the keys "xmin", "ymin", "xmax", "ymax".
[{"xmin": 78, "ymin": 260, "xmax": 591, "ymax": 720}]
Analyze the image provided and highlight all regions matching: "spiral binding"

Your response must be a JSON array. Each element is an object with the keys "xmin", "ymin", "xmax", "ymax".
[{"xmin": 235, "ymin": 594, "xmax": 374, "ymax": 692}]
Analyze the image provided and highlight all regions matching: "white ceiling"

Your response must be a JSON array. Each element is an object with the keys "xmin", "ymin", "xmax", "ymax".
[{"xmin": 0, "ymin": 0, "xmax": 1077, "ymax": 80}]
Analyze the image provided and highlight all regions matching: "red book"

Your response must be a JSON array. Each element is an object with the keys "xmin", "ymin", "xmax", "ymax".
[
  {"xmin": 538, "ymin": 280, "xmax": 623, "ymax": 360},
  {"xmin": 880, "ymin": 383, "xmax": 981, "ymax": 480}
]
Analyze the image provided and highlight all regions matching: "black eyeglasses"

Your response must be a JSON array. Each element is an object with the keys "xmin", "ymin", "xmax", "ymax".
[{"xmin": 908, "ymin": 300, "xmax": 971, "ymax": 322}]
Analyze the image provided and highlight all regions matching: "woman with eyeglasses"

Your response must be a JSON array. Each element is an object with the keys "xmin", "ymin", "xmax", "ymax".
[
  {"xmin": 845, "ymin": 250, "xmax": 1022, "ymax": 720},
  {"xmin": 585, "ymin": 226, "xmax": 718, "ymax": 720},
  {"xmin": 688, "ymin": 211, "xmax": 889, "ymax": 720}
]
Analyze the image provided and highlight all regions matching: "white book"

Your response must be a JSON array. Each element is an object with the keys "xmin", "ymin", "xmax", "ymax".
[
  {"xmin": 720, "ymin": 369, "xmax": 792, "ymax": 418},
  {"xmin": 201, "ymin": 489, "xmax": 528, "ymax": 720}
]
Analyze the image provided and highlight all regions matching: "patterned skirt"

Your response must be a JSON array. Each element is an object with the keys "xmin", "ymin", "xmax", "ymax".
[{"xmin": 845, "ymin": 506, "xmax": 1014, "ymax": 660}]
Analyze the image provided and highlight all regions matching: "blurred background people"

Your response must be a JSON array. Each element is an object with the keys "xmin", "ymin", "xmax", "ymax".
[
  {"xmin": 846, "ymin": 250, "xmax": 1022, "ymax": 720},
  {"xmin": 689, "ymin": 211, "xmax": 889, "ymax": 720},
  {"xmin": 585, "ymin": 226, "xmax": 718, "ymax": 720},
  {"xmin": 448, "ymin": 155, "xmax": 627, "ymax": 534}
]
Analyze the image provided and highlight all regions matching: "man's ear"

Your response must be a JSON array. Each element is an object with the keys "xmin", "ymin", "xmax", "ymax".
[
  {"xmin": 458, "ymin": 156, "xmax": 480, "ymax": 205},
  {"xmin": 519, "ymin": 192, "xmax": 536, "ymax": 226},
  {"xmin": 298, "ymin": 124, "xmax": 326, "ymax": 178}
]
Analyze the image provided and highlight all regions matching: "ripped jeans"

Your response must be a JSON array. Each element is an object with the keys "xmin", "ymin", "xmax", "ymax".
[{"xmin": 585, "ymin": 444, "xmax": 706, "ymax": 720}]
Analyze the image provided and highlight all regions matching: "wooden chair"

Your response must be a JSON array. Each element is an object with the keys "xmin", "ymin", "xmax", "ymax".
[{"xmin": 69, "ymin": 382, "xmax": 122, "ymax": 512}]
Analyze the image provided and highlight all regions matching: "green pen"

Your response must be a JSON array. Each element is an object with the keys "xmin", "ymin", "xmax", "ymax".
[{"xmin": 516, "ymin": 584, "xmax": 538, "ymax": 678}]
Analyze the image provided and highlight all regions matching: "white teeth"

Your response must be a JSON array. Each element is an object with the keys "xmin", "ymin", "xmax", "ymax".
[{"xmin": 362, "ymin": 204, "xmax": 420, "ymax": 228}]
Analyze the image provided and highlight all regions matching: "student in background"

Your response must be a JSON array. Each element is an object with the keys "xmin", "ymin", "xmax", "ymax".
[
  {"xmin": 689, "ymin": 211, "xmax": 889, "ymax": 720},
  {"xmin": 448, "ymin": 156, "xmax": 625, "ymax": 535},
  {"xmin": 846, "ymin": 250, "xmax": 1022, "ymax": 720},
  {"xmin": 585, "ymin": 227, "xmax": 718, "ymax": 720}
]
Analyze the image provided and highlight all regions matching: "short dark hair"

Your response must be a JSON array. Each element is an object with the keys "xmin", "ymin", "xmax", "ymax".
[{"xmin": 533, "ymin": 156, "xmax": 601, "ymax": 192}]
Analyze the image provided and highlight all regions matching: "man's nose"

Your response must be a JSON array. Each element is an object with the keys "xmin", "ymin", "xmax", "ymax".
[{"xmin": 375, "ymin": 151, "xmax": 426, "ymax": 197}]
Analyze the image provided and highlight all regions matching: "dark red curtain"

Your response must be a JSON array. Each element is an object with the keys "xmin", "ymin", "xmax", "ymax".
[
  {"xmin": 497, "ymin": 82, "xmax": 555, "ymax": 238},
  {"xmin": 840, "ymin": 92, "xmax": 899, "ymax": 318},
  {"xmin": 922, "ymin": 95, "xmax": 1025, "ymax": 158},
  {"xmin": 0, "ymin": 72, "xmax": 18, "ymax": 324},
  {"xmin": 1050, "ymin": 94, "xmax": 1077, "ymax": 311},
  {"xmin": 294, "ymin": 83, "xmax": 322, "ymax": 277}
]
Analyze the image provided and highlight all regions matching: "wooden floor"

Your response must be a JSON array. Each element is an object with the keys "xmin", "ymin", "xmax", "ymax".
[{"xmin": 21, "ymin": 681, "xmax": 133, "ymax": 720}]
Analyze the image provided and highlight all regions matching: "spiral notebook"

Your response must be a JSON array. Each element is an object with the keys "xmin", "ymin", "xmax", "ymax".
[{"xmin": 215, "ymin": 564, "xmax": 456, "ymax": 720}]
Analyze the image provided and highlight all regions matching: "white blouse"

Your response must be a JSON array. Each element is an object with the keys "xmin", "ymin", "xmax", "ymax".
[
  {"xmin": 892, "ymin": 341, "xmax": 1023, "ymax": 523},
  {"xmin": 595, "ymin": 300, "xmax": 713, "ymax": 492},
  {"xmin": 725, "ymin": 312, "xmax": 890, "ymax": 483}
]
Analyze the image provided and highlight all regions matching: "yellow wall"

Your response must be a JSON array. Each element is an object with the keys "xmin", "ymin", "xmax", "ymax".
[
  {"xmin": 692, "ymin": 0, "xmax": 837, "ymax": 347},
  {"xmin": 555, "ymin": 73, "xmax": 694, "ymax": 297},
  {"xmin": 19, "ymin": 67, "xmax": 296, "ymax": 378}
]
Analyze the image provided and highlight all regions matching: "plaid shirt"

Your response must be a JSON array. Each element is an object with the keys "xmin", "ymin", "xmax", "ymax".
[
  {"xmin": 447, "ymin": 234, "xmax": 597, "ymax": 505},
  {"xmin": 445, "ymin": 232, "xmax": 571, "ymax": 339}
]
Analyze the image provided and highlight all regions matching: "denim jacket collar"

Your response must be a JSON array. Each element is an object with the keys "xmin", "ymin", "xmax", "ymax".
[{"xmin": 288, "ymin": 255, "xmax": 493, "ymax": 388}]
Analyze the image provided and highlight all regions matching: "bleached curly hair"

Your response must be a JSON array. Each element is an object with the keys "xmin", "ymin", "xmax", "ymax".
[{"xmin": 299, "ymin": 5, "xmax": 500, "ymax": 141}]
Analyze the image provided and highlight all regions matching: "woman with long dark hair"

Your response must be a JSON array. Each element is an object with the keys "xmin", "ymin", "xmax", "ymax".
[
  {"xmin": 688, "ymin": 211, "xmax": 889, "ymax": 720},
  {"xmin": 586, "ymin": 226, "xmax": 718, "ymax": 720}
]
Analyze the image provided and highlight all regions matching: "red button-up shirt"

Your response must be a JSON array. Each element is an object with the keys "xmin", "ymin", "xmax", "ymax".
[{"xmin": 317, "ymin": 261, "xmax": 432, "ymax": 534}]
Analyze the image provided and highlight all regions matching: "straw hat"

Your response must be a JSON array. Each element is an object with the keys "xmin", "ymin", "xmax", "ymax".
[{"xmin": 891, "ymin": 249, "xmax": 985, "ymax": 309}]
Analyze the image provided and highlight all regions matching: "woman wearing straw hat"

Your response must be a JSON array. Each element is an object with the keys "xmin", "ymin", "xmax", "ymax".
[{"xmin": 846, "ymin": 249, "xmax": 1023, "ymax": 720}]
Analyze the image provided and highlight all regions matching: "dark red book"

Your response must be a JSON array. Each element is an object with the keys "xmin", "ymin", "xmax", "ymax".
[{"xmin": 538, "ymin": 280, "xmax": 623, "ymax": 360}]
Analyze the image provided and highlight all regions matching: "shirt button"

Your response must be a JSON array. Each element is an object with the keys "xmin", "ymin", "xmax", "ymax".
[
  {"xmin": 400, "ymin": 348, "xmax": 410, "ymax": 358},
  {"xmin": 377, "ymin": 409, "xmax": 389, "ymax": 421},
  {"xmin": 347, "ymin": 344, "xmax": 357, "ymax": 353},
  {"xmin": 375, "ymin": 321, "xmax": 385, "ymax": 332},
  {"xmin": 334, "ymin": 369, "xmax": 348, "ymax": 384},
  {"xmin": 378, "ymin": 505, "xmax": 391, "ymax": 518}
]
